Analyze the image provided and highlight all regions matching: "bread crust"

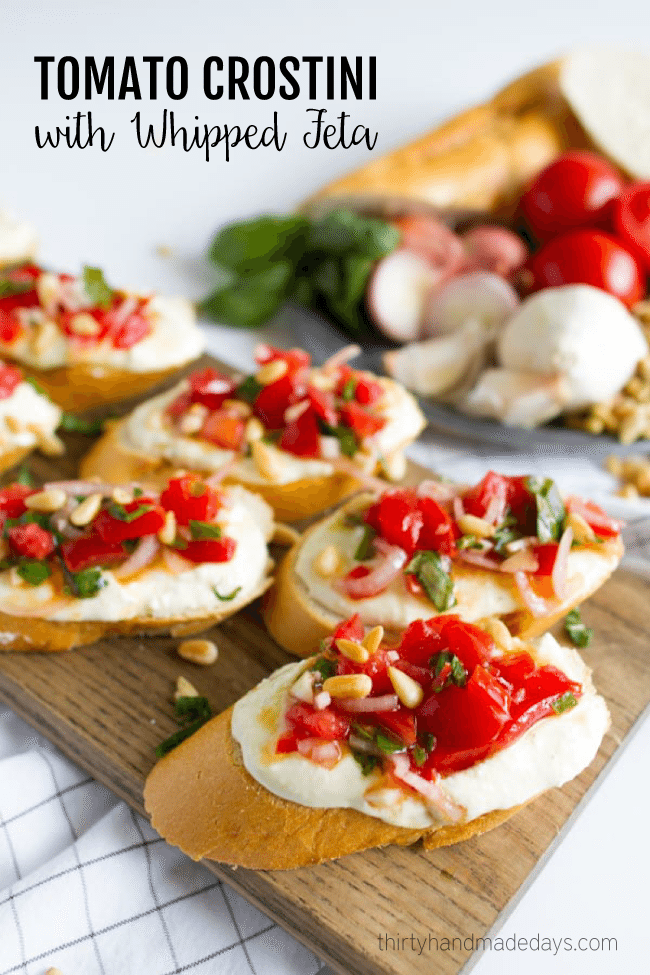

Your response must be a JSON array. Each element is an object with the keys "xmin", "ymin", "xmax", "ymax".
[
  {"xmin": 262, "ymin": 496, "xmax": 624, "ymax": 657},
  {"xmin": 0, "ymin": 443, "xmax": 35, "ymax": 477},
  {"xmin": 143, "ymin": 705, "xmax": 524, "ymax": 870},
  {"xmin": 305, "ymin": 61, "xmax": 589, "ymax": 222}
]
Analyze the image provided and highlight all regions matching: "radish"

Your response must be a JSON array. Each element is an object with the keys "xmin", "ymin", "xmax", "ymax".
[
  {"xmin": 365, "ymin": 250, "xmax": 437, "ymax": 342},
  {"xmin": 421, "ymin": 272, "xmax": 520, "ymax": 338},
  {"xmin": 461, "ymin": 225, "xmax": 529, "ymax": 277}
]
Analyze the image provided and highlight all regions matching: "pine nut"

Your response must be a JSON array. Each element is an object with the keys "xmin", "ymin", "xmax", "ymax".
[
  {"xmin": 387, "ymin": 666, "xmax": 423, "ymax": 709},
  {"xmin": 335, "ymin": 638, "xmax": 369, "ymax": 664},
  {"xmin": 36, "ymin": 271, "xmax": 61, "ymax": 311},
  {"xmin": 309, "ymin": 372, "xmax": 337, "ymax": 392},
  {"xmin": 177, "ymin": 639, "xmax": 218, "ymax": 665},
  {"xmin": 69, "ymin": 312, "xmax": 101, "ymax": 337},
  {"xmin": 4, "ymin": 416, "xmax": 21, "ymax": 433},
  {"xmin": 251, "ymin": 440, "xmax": 283, "ymax": 482},
  {"xmin": 25, "ymin": 487, "xmax": 67, "ymax": 513},
  {"xmin": 112, "ymin": 487, "xmax": 132, "ymax": 505},
  {"xmin": 223, "ymin": 398, "xmax": 252, "ymax": 417},
  {"xmin": 362, "ymin": 625, "xmax": 384, "ymax": 655},
  {"xmin": 174, "ymin": 675, "xmax": 199, "ymax": 700},
  {"xmin": 566, "ymin": 512, "xmax": 596, "ymax": 545},
  {"xmin": 244, "ymin": 417, "xmax": 265, "ymax": 442},
  {"xmin": 158, "ymin": 510, "xmax": 177, "ymax": 546},
  {"xmin": 272, "ymin": 523, "xmax": 301, "ymax": 547},
  {"xmin": 478, "ymin": 617, "xmax": 514, "ymax": 653},
  {"xmin": 255, "ymin": 360, "xmax": 288, "ymax": 385},
  {"xmin": 313, "ymin": 544, "xmax": 341, "ymax": 578},
  {"xmin": 70, "ymin": 492, "xmax": 102, "ymax": 527},
  {"xmin": 178, "ymin": 403, "xmax": 207, "ymax": 435},
  {"xmin": 381, "ymin": 451, "xmax": 407, "ymax": 483},
  {"xmin": 323, "ymin": 673, "xmax": 372, "ymax": 699},
  {"xmin": 45, "ymin": 968, "xmax": 65, "ymax": 975},
  {"xmin": 457, "ymin": 513, "xmax": 495, "ymax": 538}
]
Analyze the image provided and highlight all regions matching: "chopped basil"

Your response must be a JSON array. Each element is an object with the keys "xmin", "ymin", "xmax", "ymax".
[
  {"xmin": 58, "ymin": 413, "xmax": 105, "ymax": 436},
  {"xmin": 351, "ymin": 722, "xmax": 375, "ymax": 741},
  {"xmin": 133, "ymin": 486, "xmax": 144, "ymax": 498},
  {"xmin": 212, "ymin": 585, "xmax": 241, "ymax": 601},
  {"xmin": 70, "ymin": 567, "xmax": 106, "ymax": 599},
  {"xmin": 108, "ymin": 502, "xmax": 150, "ymax": 523},
  {"xmin": 169, "ymin": 534, "xmax": 188, "ymax": 551},
  {"xmin": 412, "ymin": 745, "xmax": 427, "ymax": 767},
  {"xmin": 343, "ymin": 512, "xmax": 365, "ymax": 529},
  {"xmin": 311, "ymin": 657, "xmax": 337, "ymax": 681},
  {"xmin": 352, "ymin": 752, "xmax": 379, "ymax": 776},
  {"xmin": 24, "ymin": 375, "xmax": 47, "ymax": 396},
  {"xmin": 341, "ymin": 377, "xmax": 356, "ymax": 401},
  {"xmin": 321, "ymin": 422, "xmax": 357, "ymax": 458},
  {"xmin": 17, "ymin": 561, "xmax": 51, "ymax": 586},
  {"xmin": 155, "ymin": 695, "xmax": 213, "ymax": 758},
  {"xmin": 422, "ymin": 733, "xmax": 436, "ymax": 753},
  {"xmin": 16, "ymin": 465, "xmax": 34, "ymax": 487},
  {"xmin": 431, "ymin": 651, "xmax": 468, "ymax": 689},
  {"xmin": 564, "ymin": 608, "xmax": 593, "ymax": 648},
  {"xmin": 354, "ymin": 524, "xmax": 376, "ymax": 561},
  {"xmin": 189, "ymin": 519, "xmax": 222, "ymax": 540},
  {"xmin": 375, "ymin": 731, "xmax": 405, "ymax": 755},
  {"xmin": 0, "ymin": 278, "xmax": 33, "ymax": 298},
  {"xmin": 492, "ymin": 518, "xmax": 522, "ymax": 554},
  {"xmin": 526, "ymin": 476, "xmax": 566, "ymax": 543},
  {"xmin": 235, "ymin": 374, "xmax": 264, "ymax": 403},
  {"xmin": 82, "ymin": 265, "xmax": 114, "ymax": 308},
  {"xmin": 457, "ymin": 534, "xmax": 481, "ymax": 550},
  {"xmin": 405, "ymin": 550, "xmax": 456, "ymax": 611},
  {"xmin": 551, "ymin": 692, "xmax": 578, "ymax": 715}
]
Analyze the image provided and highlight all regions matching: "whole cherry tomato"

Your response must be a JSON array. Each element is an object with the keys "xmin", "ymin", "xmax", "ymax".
[
  {"xmin": 527, "ymin": 230, "xmax": 645, "ymax": 307},
  {"xmin": 519, "ymin": 150, "xmax": 625, "ymax": 242},
  {"xmin": 612, "ymin": 182, "xmax": 650, "ymax": 272}
]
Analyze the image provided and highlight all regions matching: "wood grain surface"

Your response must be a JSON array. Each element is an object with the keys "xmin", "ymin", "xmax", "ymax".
[{"xmin": 0, "ymin": 357, "xmax": 648, "ymax": 975}]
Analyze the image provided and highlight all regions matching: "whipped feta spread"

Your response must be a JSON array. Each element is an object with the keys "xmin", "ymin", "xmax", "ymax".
[
  {"xmin": 294, "ymin": 503, "xmax": 612, "ymax": 630},
  {"xmin": 0, "ymin": 381, "xmax": 61, "ymax": 450},
  {"xmin": 232, "ymin": 633, "xmax": 609, "ymax": 829},
  {"xmin": 0, "ymin": 486, "xmax": 273, "ymax": 623},
  {"xmin": 119, "ymin": 373, "xmax": 425, "ymax": 486},
  {"xmin": 0, "ymin": 295, "xmax": 204, "ymax": 373},
  {"xmin": 0, "ymin": 210, "xmax": 38, "ymax": 266}
]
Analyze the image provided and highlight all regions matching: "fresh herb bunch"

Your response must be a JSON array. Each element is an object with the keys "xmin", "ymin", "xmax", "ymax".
[{"xmin": 200, "ymin": 209, "xmax": 400, "ymax": 336}]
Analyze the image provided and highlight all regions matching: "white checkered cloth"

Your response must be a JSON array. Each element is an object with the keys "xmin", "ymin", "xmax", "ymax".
[{"xmin": 1, "ymin": 441, "xmax": 649, "ymax": 975}]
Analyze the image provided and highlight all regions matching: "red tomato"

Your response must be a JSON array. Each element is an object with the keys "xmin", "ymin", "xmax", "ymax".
[
  {"xmin": 188, "ymin": 368, "xmax": 236, "ymax": 410},
  {"xmin": 374, "ymin": 709, "xmax": 417, "ymax": 747},
  {"xmin": 396, "ymin": 617, "xmax": 448, "ymax": 666},
  {"xmin": 564, "ymin": 497, "xmax": 623, "ymax": 539},
  {"xmin": 160, "ymin": 475, "xmax": 222, "ymax": 526},
  {"xmin": 0, "ymin": 485, "xmax": 33, "ymax": 517},
  {"xmin": 59, "ymin": 308, "xmax": 110, "ymax": 343},
  {"xmin": 255, "ymin": 345, "xmax": 310, "ymax": 371},
  {"xmin": 365, "ymin": 489, "xmax": 423, "ymax": 555},
  {"xmin": 285, "ymin": 701, "xmax": 350, "ymax": 740},
  {"xmin": 332, "ymin": 614, "xmax": 364, "ymax": 645},
  {"xmin": 60, "ymin": 533, "xmax": 127, "ymax": 573},
  {"xmin": 254, "ymin": 373, "xmax": 305, "ymax": 429},
  {"xmin": 438, "ymin": 619, "xmax": 495, "ymax": 672},
  {"xmin": 307, "ymin": 386, "xmax": 338, "ymax": 427},
  {"xmin": 527, "ymin": 230, "xmax": 645, "ymax": 308},
  {"xmin": 7, "ymin": 522, "xmax": 56, "ymax": 560},
  {"xmin": 337, "ymin": 645, "xmax": 395, "ymax": 695},
  {"xmin": 94, "ymin": 501, "xmax": 166, "ymax": 543},
  {"xmin": 166, "ymin": 390, "xmax": 192, "ymax": 419},
  {"xmin": 181, "ymin": 537, "xmax": 237, "ymax": 563},
  {"xmin": 462, "ymin": 471, "xmax": 510, "ymax": 524},
  {"xmin": 279, "ymin": 407, "xmax": 320, "ymax": 457},
  {"xmin": 339, "ymin": 402, "xmax": 385, "ymax": 440},
  {"xmin": 519, "ymin": 150, "xmax": 625, "ymax": 242},
  {"xmin": 418, "ymin": 667, "xmax": 510, "ymax": 762},
  {"xmin": 110, "ymin": 308, "xmax": 151, "ymax": 349},
  {"xmin": 612, "ymin": 182, "xmax": 650, "ymax": 272},
  {"xmin": 417, "ymin": 496, "xmax": 458, "ymax": 557},
  {"xmin": 201, "ymin": 410, "xmax": 245, "ymax": 451},
  {"xmin": 0, "ymin": 364, "xmax": 22, "ymax": 400},
  {"xmin": 354, "ymin": 375, "xmax": 384, "ymax": 406},
  {"xmin": 531, "ymin": 542, "xmax": 559, "ymax": 576}
]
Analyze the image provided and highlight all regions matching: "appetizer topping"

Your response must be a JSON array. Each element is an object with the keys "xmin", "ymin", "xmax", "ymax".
[
  {"xmin": 564, "ymin": 608, "xmax": 593, "ymax": 648},
  {"xmin": 156, "ymin": 693, "xmax": 213, "ymax": 758},
  {"xmin": 177, "ymin": 638, "xmax": 219, "ymax": 665},
  {"xmin": 277, "ymin": 615, "xmax": 583, "ymax": 795}
]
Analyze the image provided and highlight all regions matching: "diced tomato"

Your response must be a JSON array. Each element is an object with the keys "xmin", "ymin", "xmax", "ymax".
[
  {"xmin": 167, "ymin": 390, "xmax": 192, "ymax": 419},
  {"xmin": 181, "ymin": 537, "xmax": 237, "ymax": 563},
  {"xmin": 342, "ymin": 564, "xmax": 371, "ymax": 588},
  {"xmin": 0, "ymin": 310, "xmax": 23, "ymax": 343},
  {"xmin": 255, "ymin": 345, "xmax": 310, "ymax": 371},
  {"xmin": 438, "ymin": 619, "xmax": 495, "ymax": 672},
  {"xmin": 332, "ymin": 614, "xmax": 364, "ymax": 645},
  {"xmin": 462, "ymin": 471, "xmax": 509, "ymax": 523},
  {"xmin": 0, "ymin": 364, "xmax": 22, "ymax": 400},
  {"xmin": 94, "ymin": 501, "xmax": 166, "ymax": 543},
  {"xmin": 339, "ymin": 402, "xmax": 385, "ymax": 440},
  {"xmin": 111, "ymin": 310, "xmax": 151, "ymax": 349},
  {"xmin": 307, "ymin": 386, "xmax": 338, "ymax": 426},
  {"xmin": 531, "ymin": 542, "xmax": 559, "ymax": 576},
  {"xmin": 188, "ymin": 367, "xmax": 236, "ymax": 410},
  {"xmin": 417, "ymin": 496, "xmax": 459, "ymax": 556},
  {"xmin": 354, "ymin": 375, "xmax": 384, "ymax": 406},
  {"xmin": 285, "ymin": 701, "xmax": 350, "ymax": 740},
  {"xmin": 564, "ymin": 497, "xmax": 623, "ymax": 539},
  {"xmin": 397, "ymin": 617, "xmax": 449, "ymax": 667},
  {"xmin": 337, "ymin": 645, "xmax": 395, "ymax": 695},
  {"xmin": 365, "ymin": 489, "xmax": 423, "ymax": 555},
  {"xmin": 59, "ymin": 308, "xmax": 110, "ymax": 343},
  {"xmin": 60, "ymin": 532, "xmax": 127, "ymax": 573},
  {"xmin": 7, "ymin": 522, "xmax": 55, "ymax": 560},
  {"xmin": 279, "ymin": 406, "xmax": 320, "ymax": 457},
  {"xmin": 0, "ymin": 485, "xmax": 34, "ymax": 518},
  {"xmin": 160, "ymin": 475, "xmax": 222, "ymax": 526},
  {"xmin": 5, "ymin": 264, "xmax": 41, "ymax": 283},
  {"xmin": 498, "ymin": 666, "xmax": 581, "ymax": 748},
  {"xmin": 275, "ymin": 730, "xmax": 301, "ymax": 753},
  {"xmin": 201, "ymin": 410, "xmax": 245, "ymax": 451},
  {"xmin": 495, "ymin": 651, "xmax": 536, "ymax": 688},
  {"xmin": 254, "ymin": 373, "xmax": 305, "ymax": 430},
  {"xmin": 375, "ymin": 708, "xmax": 417, "ymax": 746}
]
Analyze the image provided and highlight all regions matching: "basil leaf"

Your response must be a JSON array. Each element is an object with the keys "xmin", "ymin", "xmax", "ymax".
[
  {"xmin": 375, "ymin": 731, "xmax": 406, "ymax": 755},
  {"xmin": 351, "ymin": 722, "xmax": 375, "ymax": 741},
  {"xmin": 321, "ymin": 422, "xmax": 357, "ymax": 458},
  {"xmin": 341, "ymin": 377, "xmax": 356, "ymax": 402},
  {"xmin": 17, "ymin": 560, "xmax": 51, "ymax": 586},
  {"xmin": 154, "ymin": 718, "xmax": 207, "ymax": 758},
  {"xmin": 71, "ymin": 567, "xmax": 106, "ymax": 599},
  {"xmin": 339, "ymin": 254, "xmax": 375, "ymax": 308},
  {"xmin": 431, "ymin": 651, "xmax": 468, "ymax": 689},
  {"xmin": 82, "ymin": 266, "xmax": 114, "ymax": 308},
  {"xmin": 493, "ymin": 522, "xmax": 522, "ymax": 554},
  {"xmin": 307, "ymin": 210, "xmax": 399, "ymax": 259},
  {"xmin": 16, "ymin": 465, "xmax": 34, "ymax": 487},
  {"xmin": 213, "ymin": 585, "xmax": 241, "ymax": 601},
  {"xmin": 354, "ymin": 524, "xmax": 376, "ymax": 561},
  {"xmin": 190, "ymin": 520, "xmax": 222, "ymax": 540},
  {"xmin": 526, "ymin": 476, "xmax": 566, "ymax": 543},
  {"xmin": 405, "ymin": 550, "xmax": 456, "ymax": 611},
  {"xmin": 312, "ymin": 258, "xmax": 342, "ymax": 300},
  {"xmin": 0, "ymin": 278, "xmax": 33, "ymax": 298},
  {"xmin": 58, "ymin": 412, "xmax": 105, "ymax": 436},
  {"xmin": 311, "ymin": 657, "xmax": 337, "ymax": 681},
  {"xmin": 109, "ymin": 502, "xmax": 151, "ymax": 523},
  {"xmin": 200, "ymin": 261, "xmax": 294, "ymax": 328},
  {"xmin": 235, "ymin": 374, "xmax": 263, "ymax": 403},
  {"xmin": 352, "ymin": 751, "xmax": 378, "ymax": 776},
  {"xmin": 564, "ymin": 608, "xmax": 593, "ymax": 648},
  {"xmin": 208, "ymin": 216, "xmax": 308, "ymax": 274},
  {"xmin": 412, "ymin": 745, "xmax": 427, "ymax": 767},
  {"xmin": 551, "ymin": 691, "xmax": 578, "ymax": 715}
]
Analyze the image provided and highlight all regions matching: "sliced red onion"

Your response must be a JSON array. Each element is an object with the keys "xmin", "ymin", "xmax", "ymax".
[
  {"xmin": 499, "ymin": 549, "xmax": 539, "ymax": 573},
  {"xmin": 458, "ymin": 549, "xmax": 500, "ymax": 571},
  {"xmin": 44, "ymin": 480, "xmax": 117, "ymax": 496},
  {"xmin": 551, "ymin": 526, "xmax": 573, "ymax": 600},
  {"xmin": 389, "ymin": 754, "xmax": 465, "ymax": 823},
  {"xmin": 339, "ymin": 540, "xmax": 407, "ymax": 599},
  {"xmin": 322, "ymin": 344, "xmax": 362, "ymax": 372},
  {"xmin": 337, "ymin": 693, "xmax": 400, "ymax": 713},
  {"xmin": 421, "ymin": 271, "xmax": 520, "ymax": 338},
  {"xmin": 417, "ymin": 480, "xmax": 458, "ymax": 506},
  {"xmin": 162, "ymin": 547, "xmax": 193, "ymax": 575},
  {"xmin": 484, "ymin": 486, "xmax": 508, "ymax": 526},
  {"xmin": 514, "ymin": 570, "xmax": 549, "ymax": 618},
  {"xmin": 348, "ymin": 734, "xmax": 384, "ymax": 757},
  {"xmin": 110, "ymin": 296, "xmax": 140, "ymax": 329},
  {"xmin": 453, "ymin": 496, "xmax": 465, "ymax": 522},
  {"xmin": 113, "ymin": 534, "xmax": 160, "ymax": 580},
  {"xmin": 296, "ymin": 738, "xmax": 342, "ymax": 768}
]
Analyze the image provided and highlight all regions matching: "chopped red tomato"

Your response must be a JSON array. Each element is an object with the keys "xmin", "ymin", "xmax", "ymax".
[
  {"xmin": 160, "ymin": 475, "xmax": 222, "ymax": 526},
  {"xmin": 531, "ymin": 542, "xmax": 559, "ymax": 576},
  {"xmin": 438, "ymin": 619, "xmax": 495, "ymax": 672},
  {"xmin": 181, "ymin": 537, "xmax": 237, "ymax": 563},
  {"xmin": 279, "ymin": 407, "xmax": 320, "ymax": 457},
  {"xmin": 94, "ymin": 500, "xmax": 166, "ymax": 543},
  {"xmin": 397, "ymin": 617, "xmax": 449, "ymax": 666},
  {"xmin": 354, "ymin": 375, "xmax": 384, "ymax": 406},
  {"xmin": 201, "ymin": 410, "xmax": 245, "ymax": 451},
  {"xmin": 462, "ymin": 471, "xmax": 509, "ymax": 523},
  {"xmin": 7, "ymin": 522, "xmax": 55, "ymax": 560},
  {"xmin": 337, "ymin": 644, "xmax": 395, "ymax": 695},
  {"xmin": 374, "ymin": 709, "xmax": 417, "ymax": 746},
  {"xmin": 275, "ymin": 730, "xmax": 301, "ymax": 753},
  {"xmin": 0, "ymin": 485, "xmax": 33, "ymax": 518},
  {"xmin": 60, "ymin": 532, "xmax": 127, "ymax": 573},
  {"xmin": 307, "ymin": 386, "xmax": 338, "ymax": 426},
  {"xmin": 59, "ymin": 308, "xmax": 110, "ymax": 343},
  {"xmin": 339, "ymin": 402, "xmax": 385, "ymax": 440},
  {"xmin": 564, "ymin": 497, "xmax": 623, "ymax": 539},
  {"xmin": 166, "ymin": 391, "xmax": 192, "ymax": 419},
  {"xmin": 254, "ymin": 373, "xmax": 304, "ymax": 429},
  {"xmin": 285, "ymin": 701, "xmax": 350, "ymax": 740},
  {"xmin": 365, "ymin": 489, "xmax": 423, "ymax": 555},
  {"xmin": 255, "ymin": 345, "xmax": 310, "ymax": 371},
  {"xmin": 332, "ymin": 613, "xmax": 364, "ymax": 644},
  {"xmin": 111, "ymin": 309, "xmax": 151, "ymax": 349},
  {"xmin": 417, "ymin": 496, "xmax": 459, "ymax": 556},
  {"xmin": 499, "ymin": 665, "xmax": 581, "ymax": 748},
  {"xmin": 0, "ymin": 364, "xmax": 22, "ymax": 399},
  {"xmin": 188, "ymin": 367, "xmax": 236, "ymax": 410}
]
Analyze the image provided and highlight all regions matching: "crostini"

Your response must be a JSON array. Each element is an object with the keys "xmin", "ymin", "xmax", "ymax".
[
  {"xmin": 80, "ymin": 344, "xmax": 426, "ymax": 522},
  {"xmin": 0, "ymin": 262, "xmax": 204, "ymax": 411},
  {"xmin": 144, "ymin": 613, "xmax": 609, "ymax": 869},
  {"xmin": 263, "ymin": 472, "xmax": 623, "ymax": 656},
  {"xmin": 0, "ymin": 361, "xmax": 62, "ymax": 472},
  {"xmin": 0, "ymin": 472, "xmax": 274, "ymax": 652}
]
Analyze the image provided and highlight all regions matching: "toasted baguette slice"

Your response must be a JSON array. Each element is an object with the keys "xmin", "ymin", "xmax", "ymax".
[
  {"xmin": 79, "ymin": 356, "xmax": 426, "ymax": 522},
  {"xmin": 144, "ymin": 631, "xmax": 609, "ymax": 870},
  {"xmin": 26, "ymin": 362, "xmax": 193, "ymax": 413},
  {"xmin": 0, "ymin": 479, "xmax": 274, "ymax": 652},
  {"xmin": 263, "ymin": 489, "xmax": 623, "ymax": 657}
]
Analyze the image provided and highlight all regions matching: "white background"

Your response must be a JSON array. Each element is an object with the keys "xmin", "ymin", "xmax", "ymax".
[{"xmin": 2, "ymin": 1, "xmax": 650, "ymax": 972}]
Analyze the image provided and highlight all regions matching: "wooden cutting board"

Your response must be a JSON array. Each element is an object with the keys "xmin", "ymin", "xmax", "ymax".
[{"xmin": 0, "ymin": 356, "xmax": 649, "ymax": 975}]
